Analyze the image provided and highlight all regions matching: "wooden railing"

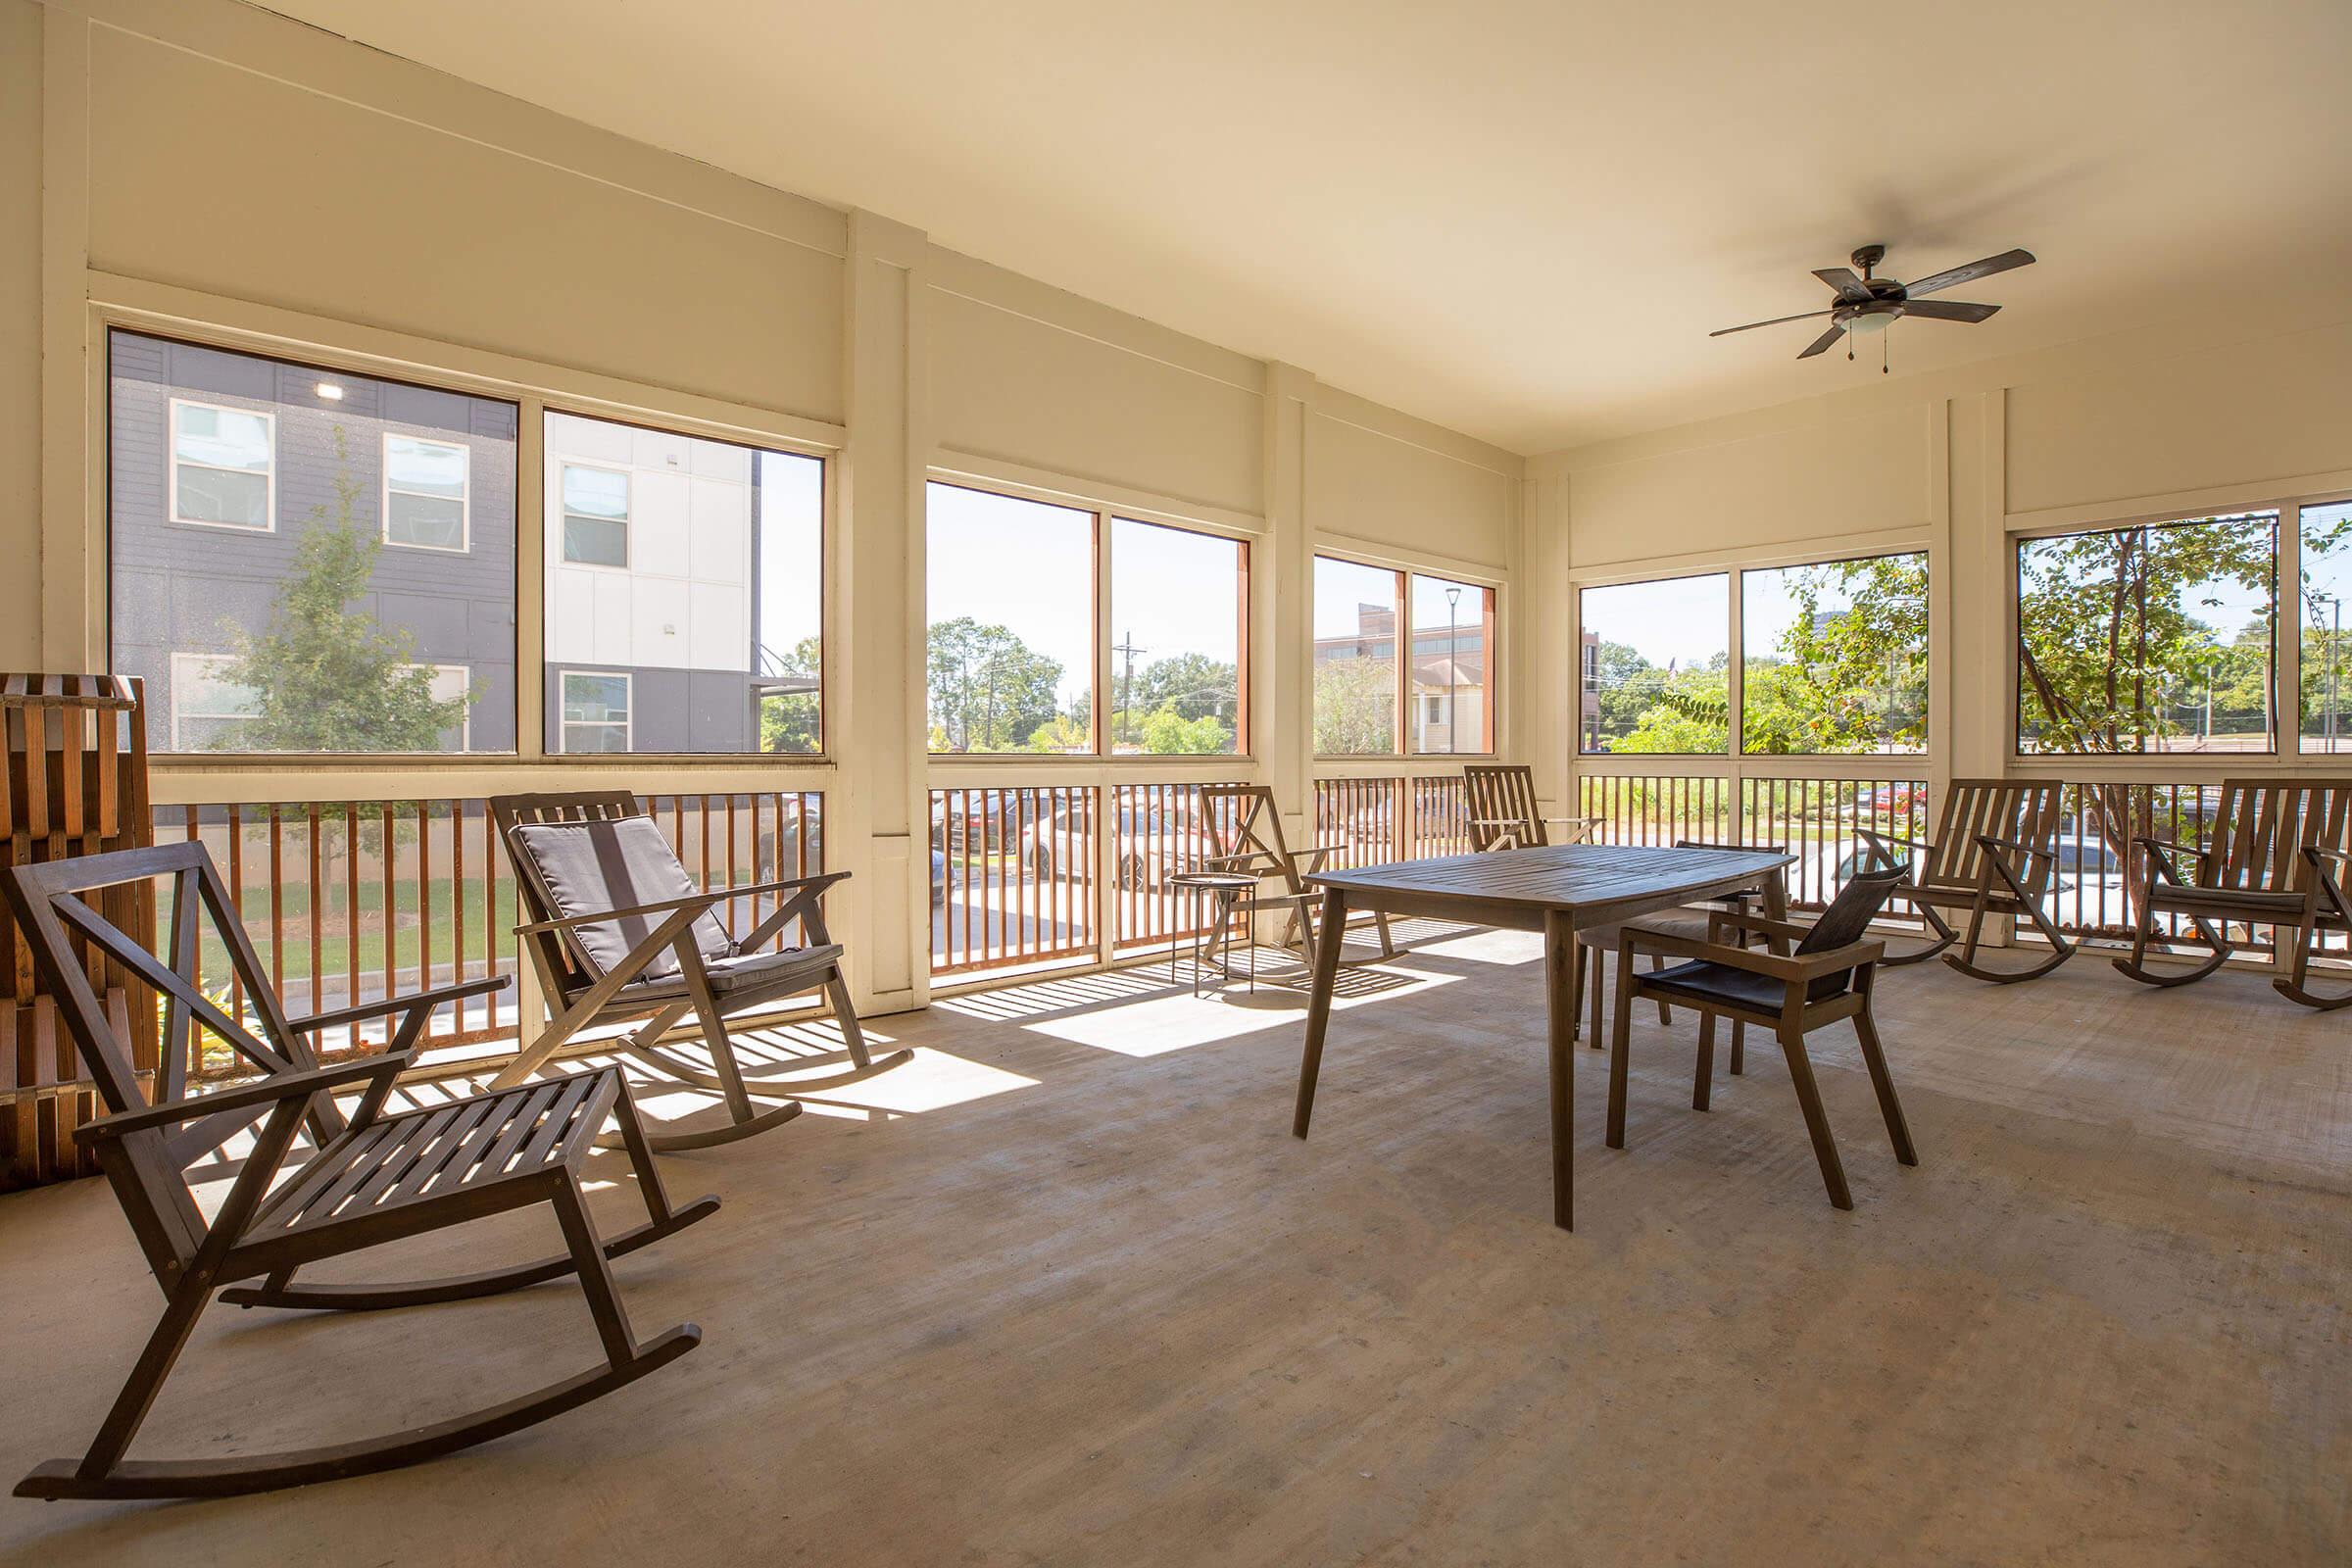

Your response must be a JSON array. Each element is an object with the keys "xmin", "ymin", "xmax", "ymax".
[
  {"xmin": 1312, "ymin": 774, "xmax": 1471, "ymax": 868},
  {"xmin": 1578, "ymin": 772, "xmax": 1928, "ymax": 913},
  {"xmin": 160, "ymin": 790, "xmax": 822, "ymax": 1080}
]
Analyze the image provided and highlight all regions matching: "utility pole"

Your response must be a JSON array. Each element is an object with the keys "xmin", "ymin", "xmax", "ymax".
[{"xmin": 1113, "ymin": 629, "xmax": 1146, "ymax": 748}]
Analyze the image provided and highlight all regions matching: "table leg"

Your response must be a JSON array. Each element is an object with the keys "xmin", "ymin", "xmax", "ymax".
[
  {"xmin": 1293, "ymin": 888, "xmax": 1350, "ymax": 1140},
  {"xmin": 1544, "ymin": 909, "xmax": 1575, "ymax": 1231},
  {"xmin": 1764, "ymin": 867, "xmax": 1790, "ymax": 954}
]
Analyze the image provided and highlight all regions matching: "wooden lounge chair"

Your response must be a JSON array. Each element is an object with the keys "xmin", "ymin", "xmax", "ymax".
[
  {"xmin": 1462, "ymin": 763, "xmax": 1594, "ymax": 852},
  {"xmin": 1199, "ymin": 783, "xmax": 1395, "ymax": 966},
  {"xmin": 0, "ymin": 841, "xmax": 715, "ymax": 1500},
  {"xmin": 1606, "ymin": 862, "xmax": 1916, "ymax": 1210},
  {"xmin": 2113, "ymin": 777, "xmax": 2352, "ymax": 1009},
  {"xmin": 1856, "ymin": 779, "xmax": 2075, "ymax": 982},
  {"xmin": 490, "ymin": 791, "xmax": 907, "ymax": 1152}
]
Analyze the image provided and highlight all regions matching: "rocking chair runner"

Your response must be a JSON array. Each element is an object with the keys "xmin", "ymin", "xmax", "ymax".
[
  {"xmin": 2112, "ymin": 777, "xmax": 2352, "ymax": 1009},
  {"xmin": 1857, "ymin": 779, "xmax": 2076, "ymax": 983},
  {"xmin": 1198, "ymin": 783, "xmax": 1394, "ymax": 967},
  {"xmin": 1461, "ymin": 763, "xmax": 1594, "ymax": 852},
  {"xmin": 490, "ymin": 792, "xmax": 908, "ymax": 1152},
  {"xmin": 1, "ymin": 842, "xmax": 716, "ymax": 1500}
]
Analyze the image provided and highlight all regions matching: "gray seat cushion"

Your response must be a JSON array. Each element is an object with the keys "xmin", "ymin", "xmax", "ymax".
[
  {"xmin": 509, "ymin": 817, "xmax": 733, "ymax": 982},
  {"xmin": 615, "ymin": 944, "xmax": 846, "ymax": 1004}
]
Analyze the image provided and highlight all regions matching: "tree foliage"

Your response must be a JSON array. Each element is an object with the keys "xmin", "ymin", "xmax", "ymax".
[
  {"xmin": 1313, "ymin": 657, "xmax": 1396, "ymax": 755},
  {"xmin": 758, "ymin": 633, "xmax": 823, "ymax": 755},
  {"xmin": 927, "ymin": 617, "xmax": 1066, "ymax": 752},
  {"xmin": 217, "ymin": 426, "xmax": 468, "ymax": 753}
]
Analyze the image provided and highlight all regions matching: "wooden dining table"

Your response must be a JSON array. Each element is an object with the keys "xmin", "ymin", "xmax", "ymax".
[{"xmin": 1294, "ymin": 842, "xmax": 1794, "ymax": 1231}]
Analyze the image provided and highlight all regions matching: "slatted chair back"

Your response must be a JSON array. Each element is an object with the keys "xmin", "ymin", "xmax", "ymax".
[
  {"xmin": 1917, "ymin": 780, "xmax": 2066, "ymax": 902},
  {"xmin": 1198, "ymin": 783, "xmax": 1309, "ymax": 895},
  {"xmin": 490, "ymin": 790, "xmax": 657, "ymax": 1008},
  {"xmin": 1, "ymin": 842, "xmax": 336, "ymax": 1287},
  {"xmin": 2202, "ymin": 779, "xmax": 2352, "ymax": 894},
  {"xmin": 1462, "ymin": 764, "xmax": 1547, "ymax": 851}
]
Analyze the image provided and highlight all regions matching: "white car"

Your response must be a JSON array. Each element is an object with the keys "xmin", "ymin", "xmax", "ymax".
[{"xmin": 1029, "ymin": 799, "xmax": 1222, "ymax": 890}]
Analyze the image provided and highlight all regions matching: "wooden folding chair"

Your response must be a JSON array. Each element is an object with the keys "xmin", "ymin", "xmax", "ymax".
[
  {"xmin": 1607, "ymin": 862, "xmax": 1917, "ymax": 1210},
  {"xmin": 491, "ymin": 792, "xmax": 908, "ymax": 1152},
  {"xmin": 1858, "ymin": 779, "xmax": 2076, "ymax": 982},
  {"xmin": 0, "ymin": 841, "xmax": 716, "ymax": 1500},
  {"xmin": 1462, "ymin": 763, "xmax": 1593, "ymax": 852},
  {"xmin": 1198, "ymin": 783, "xmax": 1395, "ymax": 967},
  {"xmin": 2113, "ymin": 777, "xmax": 2352, "ymax": 1009}
]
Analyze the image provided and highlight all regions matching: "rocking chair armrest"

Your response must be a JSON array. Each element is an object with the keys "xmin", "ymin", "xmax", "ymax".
[
  {"xmin": 78, "ymin": 1050, "xmax": 420, "ymax": 1141},
  {"xmin": 287, "ymin": 975, "xmax": 510, "ymax": 1036},
  {"xmin": 1971, "ymin": 833, "xmax": 2057, "ymax": 863},
  {"xmin": 2301, "ymin": 845, "xmax": 2350, "ymax": 866},
  {"xmin": 515, "ymin": 871, "xmax": 848, "ymax": 936},
  {"xmin": 1856, "ymin": 827, "xmax": 1932, "ymax": 864},
  {"xmin": 2132, "ymin": 835, "xmax": 2211, "ymax": 863}
]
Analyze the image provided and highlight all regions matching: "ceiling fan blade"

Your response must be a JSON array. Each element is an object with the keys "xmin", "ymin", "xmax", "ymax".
[
  {"xmin": 1708, "ymin": 309, "xmax": 1837, "ymax": 338},
  {"xmin": 1796, "ymin": 321, "xmax": 1849, "ymax": 359},
  {"xmin": 1903, "ymin": 248, "xmax": 2035, "ymax": 298},
  {"xmin": 1900, "ymin": 299, "xmax": 2000, "ymax": 323},
  {"xmin": 1812, "ymin": 267, "xmax": 1875, "ymax": 304}
]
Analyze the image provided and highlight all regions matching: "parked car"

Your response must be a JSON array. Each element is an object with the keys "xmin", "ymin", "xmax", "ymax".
[{"xmin": 1029, "ymin": 799, "xmax": 1221, "ymax": 890}]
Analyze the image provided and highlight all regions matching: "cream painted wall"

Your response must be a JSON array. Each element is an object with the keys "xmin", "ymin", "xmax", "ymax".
[
  {"xmin": 2, "ymin": 0, "xmax": 1525, "ymax": 1012},
  {"xmin": 0, "ymin": 1, "xmax": 38, "ymax": 669},
  {"xmin": 1535, "ymin": 301, "xmax": 2352, "ymax": 799}
]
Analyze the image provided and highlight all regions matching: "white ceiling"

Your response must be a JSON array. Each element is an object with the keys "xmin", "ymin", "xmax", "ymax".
[{"xmin": 256, "ymin": 0, "xmax": 2352, "ymax": 454}]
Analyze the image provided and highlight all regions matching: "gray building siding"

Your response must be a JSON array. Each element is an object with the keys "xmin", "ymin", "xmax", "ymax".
[
  {"xmin": 542, "ymin": 662, "xmax": 760, "ymax": 753},
  {"xmin": 109, "ymin": 329, "xmax": 518, "ymax": 753}
]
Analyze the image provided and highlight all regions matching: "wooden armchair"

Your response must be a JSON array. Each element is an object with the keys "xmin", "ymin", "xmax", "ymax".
[
  {"xmin": 1580, "ymin": 837, "xmax": 1787, "ymax": 1056},
  {"xmin": 1857, "ymin": 779, "xmax": 2075, "ymax": 983},
  {"xmin": 1199, "ymin": 783, "xmax": 1395, "ymax": 967},
  {"xmin": 1462, "ymin": 763, "xmax": 1593, "ymax": 852},
  {"xmin": 490, "ymin": 792, "xmax": 908, "ymax": 1152},
  {"xmin": 2113, "ymin": 777, "xmax": 2352, "ymax": 1009},
  {"xmin": 0, "ymin": 841, "xmax": 716, "ymax": 1500},
  {"xmin": 1606, "ymin": 862, "xmax": 1917, "ymax": 1210}
]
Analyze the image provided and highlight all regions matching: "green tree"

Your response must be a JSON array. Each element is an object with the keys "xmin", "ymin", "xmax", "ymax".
[
  {"xmin": 216, "ymin": 427, "xmax": 467, "ymax": 753},
  {"xmin": 758, "ymin": 634, "xmax": 823, "ymax": 755},
  {"xmin": 1746, "ymin": 555, "xmax": 1929, "ymax": 755},
  {"xmin": 1312, "ymin": 657, "xmax": 1396, "ymax": 754},
  {"xmin": 927, "ymin": 616, "xmax": 1064, "ymax": 751},
  {"xmin": 1138, "ymin": 705, "xmax": 1230, "ymax": 754},
  {"xmin": 1131, "ymin": 653, "xmax": 1239, "ymax": 726}
]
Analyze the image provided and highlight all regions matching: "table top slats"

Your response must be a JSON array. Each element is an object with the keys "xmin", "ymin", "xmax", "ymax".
[{"xmin": 1304, "ymin": 844, "xmax": 1792, "ymax": 916}]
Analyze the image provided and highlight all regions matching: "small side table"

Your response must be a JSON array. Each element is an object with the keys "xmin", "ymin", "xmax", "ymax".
[{"xmin": 1165, "ymin": 871, "xmax": 1261, "ymax": 997}]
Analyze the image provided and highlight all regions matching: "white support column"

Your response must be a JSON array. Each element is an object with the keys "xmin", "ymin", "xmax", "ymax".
[
  {"xmin": 836, "ymin": 210, "xmax": 931, "ymax": 1016},
  {"xmin": 1261, "ymin": 363, "xmax": 1315, "ymax": 847},
  {"xmin": 1522, "ymin": 454, "xmax": 1576, "ymax": 819}
]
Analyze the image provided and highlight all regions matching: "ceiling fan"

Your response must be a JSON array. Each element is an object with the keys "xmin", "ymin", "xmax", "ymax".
[{"xmin": 1711, "ymin": 244, "xmax": 2035, "ymax": 370}]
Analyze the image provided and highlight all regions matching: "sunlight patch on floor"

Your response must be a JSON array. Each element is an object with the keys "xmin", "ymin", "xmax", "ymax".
[{"xmin": 1026, "ymin": 965, "xmax": 1461, "ymax": 1056}]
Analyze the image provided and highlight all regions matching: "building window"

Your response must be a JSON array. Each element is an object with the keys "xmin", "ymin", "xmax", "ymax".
[
  {"xmin": 1106, "ymin": 517, "xmax": 1246, "ymax": 755},
  {"xmin": 2300, "ymin": 500, "xmax": 2352, "ymax": 754},
  {"xmin": 112, "ymin": 330, "xmax": 517, "ymax": 756},
  {"xmin": 560, "ymin": 670, "xmax": 631, "ymax": 753},
  {"xmin": 2017, "ymin": 513, "xmax": 2276, "ymax": 754},
  {"xmin": 169, "ymin": 398, "xmax": 274, "ymax": 530},
  {"xmin": 1313, "ymin": 557, "xmax": 1400, "ymax": 756},
  {"xmin": 168, "ymin": 654, "xmax": 261, "ymax": 751},
  {"xmin": 560, "ymin": 463, "xmax": 631, "ymax": 566},
  {"xmin": 1577, "ymin": 573, "xmax": 1731, "ymax": 755},
  {"xmin": 383, "ymin": 433, "xmax": 470, "ymax": 552},
  {"xmin": 1740, "ymin": 552, "xmax": 1928, "ymax": 755},
  {"xmin": 1408, "ymin": 573, "xmax": 1494, "ymax": 755},
  {"xmin": 925, "ymin": 482, "xmax": 1096, "ymax": 754},
  {"xmin": 543, "ymin": 412, "xmax": 824, "ymax": 755}
]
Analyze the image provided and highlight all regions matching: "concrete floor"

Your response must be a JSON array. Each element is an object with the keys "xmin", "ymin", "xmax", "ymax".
[{"xmin": 0, "ymin": 925, "xmax": 2344, "ymax": 1565}]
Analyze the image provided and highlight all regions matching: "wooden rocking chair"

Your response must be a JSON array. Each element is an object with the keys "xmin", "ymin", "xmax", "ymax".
[
  {"xmin": 0, "ymin": 841, "xmax": 715, "ymax": 1500},
  {"xmin": 2112, "ymin": 777, "xmax": 2352, "ymax": 1009},
  {"xmin": 1199, "ymin": 783, "xmax": 1395, "ymax": 967},
  {"xmin": 1857, "ymin": 779, "xmax": 2076, "ymax": 983},
  {"xmin": 1462, "ymin": 763, "xmax": 1594, "ymax": 852},
  {"xmin": 490, "ymin": 792, "xmax": 908, "ymax": 1152}
]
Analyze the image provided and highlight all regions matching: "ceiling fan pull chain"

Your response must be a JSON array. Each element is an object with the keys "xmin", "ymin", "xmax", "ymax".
[{"xmin": 1883, "ymin": 331, "xmax": 1889, "ymax": 375}]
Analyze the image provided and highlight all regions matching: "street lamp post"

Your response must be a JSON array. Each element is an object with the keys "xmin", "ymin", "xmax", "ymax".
[
  {"xmin": 2329, "ymin": 596, "xmax": 2343, "ymax": 754},
  {"xmin": 1444, "ymin": 585, "xmax": 1462, "ymax": 754}
]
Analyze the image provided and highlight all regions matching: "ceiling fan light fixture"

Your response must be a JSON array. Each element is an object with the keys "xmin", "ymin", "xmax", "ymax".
[{"xmin": 1845, "ymin": 307, "xmax": 1899, "ymax": 334}]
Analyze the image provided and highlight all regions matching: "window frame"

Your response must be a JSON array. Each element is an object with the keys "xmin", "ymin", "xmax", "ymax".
[
  {"xmin": 1311, "ymin": 551, "xmax": 1502, "ymax": 760},
  {"xmin": 557, "ymin": 460, "xmax": 633, "ymax": 571},
  {"xmin": 924, "ymin": 475, "xmax": 1254, "ymax": 760},
  {"xmin": 1573, "ymin": 568, "xmax": 1734, "ymax": 760},
  {"xmin": 2293, "ymin": 493, "xmax": 2352, "ymax": 757},
  {"xmin": 410, "ymin": 661, "xmax": 472, "ymax": 751},
  {"xmin": 167, "ymin": 651, "xmax": 261, "ymax": 751},
  {"xmin": 2009, "ymin": 509, "xmax": 2281, "ymax": 760},
  {"xmin": 380, "ymin": 430, "xmax": 471, "ymax": 555},
  {"xmin": 557, "ymin": 668, "xmax": 633, "ymax": 754},
  {"xmin": 167, "ymin": 396, "xmax": 276, "ymax": 533}
]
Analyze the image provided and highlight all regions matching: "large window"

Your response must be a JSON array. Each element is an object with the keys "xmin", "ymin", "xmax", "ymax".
[
  {"xmin": 1312, "ymin": 557, "xmax": 1494, "ymax": 756},
  {"xmin": 1408, "ymin": 574, "xmax": 1494, "ymax": 754},
  {"xmin": 111, "ymin": 330, "xmax": 516, "ymax": 755},
  {"xmin": 1740, "ymin": 553, "xmax": 1927, "ymax": 754},
  {"xmin": 2016, "ymin": 513, "xmax": 2276, "ymax": 755},
  {"xmin": 542, "ymin": 413, "xmax": 824, "ymax": 755},
  {"xmin": 1577, "ymin": 573, "xmax": 1730, "ymax": 754},
  {"xmin": 1106, "ymin": 518, "xmax": 1245, "ymax": 755},
  {"xmin": 2300, "ymin": 500, "xmax": 2352, "ymax": 754},
  {"xmin": 1313, "ymin": 557, "xmax": 1398, "ymax": 755},
  {"xmin": 926, "ymin": 483, "xmax": 1096, "ymax": 754}
]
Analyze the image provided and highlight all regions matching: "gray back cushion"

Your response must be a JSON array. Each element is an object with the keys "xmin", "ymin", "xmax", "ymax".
[{"xmin": 509, "ymin": 818, "xmax": 733, "ymax": 981}]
